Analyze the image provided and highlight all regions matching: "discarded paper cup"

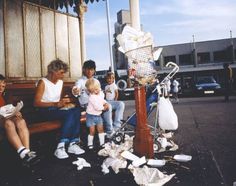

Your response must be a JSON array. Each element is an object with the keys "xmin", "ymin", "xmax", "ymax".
[
  {"xmin": 173, "ymin": 154, "xmax": 192, "ymax": 162},
  {"xmin": 147, "ymin": 159, "xmax": 166, "ymax": 167},
  {"xmin": 132, "ymin": 156, "xmax": 146, "ymax": 167}
]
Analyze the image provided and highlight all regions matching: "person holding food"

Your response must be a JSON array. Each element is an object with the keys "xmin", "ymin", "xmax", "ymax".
[{"xmin": 34, "ymin": 59, "xmax": 84, "ymax": 159}]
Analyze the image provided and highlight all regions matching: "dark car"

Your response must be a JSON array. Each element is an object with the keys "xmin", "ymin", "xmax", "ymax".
[{"xmin": 195, "ymin": 76, "xmax": 221, "ymax": 95}]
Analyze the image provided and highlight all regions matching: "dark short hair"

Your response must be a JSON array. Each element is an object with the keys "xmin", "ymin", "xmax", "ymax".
[
  {"xmin": 47, "ymin": 59, "xmax": 68, "ymax": 74},
  {"xmin": 0, "ymin": 74, "xmax": 5, "ymax": 81},
  {"xmin": 83, "ymin": 60, "xmax": 96, "ymax": 70}
]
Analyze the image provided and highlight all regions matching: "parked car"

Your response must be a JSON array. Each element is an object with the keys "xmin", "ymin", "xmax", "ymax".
[
  {"xmin": 94, "ymin": 70, "xmax": 108, "ymax": 90},
  {"xmin": 195, "ymin": 76, "xmax": 221, "ymax": 95}
]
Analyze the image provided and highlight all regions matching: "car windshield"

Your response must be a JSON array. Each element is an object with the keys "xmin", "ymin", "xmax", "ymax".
[{"xmin": 197, "ymin": 77, "xmax": 216, "ymax": 84}]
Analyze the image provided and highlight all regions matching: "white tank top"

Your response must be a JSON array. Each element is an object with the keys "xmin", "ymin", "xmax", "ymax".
[{"xmin": 41, "ymin": 78, "xmax": 63, "ymax": 102}]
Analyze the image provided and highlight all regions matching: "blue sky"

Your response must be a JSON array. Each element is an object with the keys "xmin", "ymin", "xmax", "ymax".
[{"xmin": 85, "ymin": 0, "xmax": 236, "ymax": 70}]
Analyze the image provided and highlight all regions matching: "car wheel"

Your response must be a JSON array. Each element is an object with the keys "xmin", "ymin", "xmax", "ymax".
[{"xmin": 117, "ymin": 79, "xmax": 127, "ymax": 91}]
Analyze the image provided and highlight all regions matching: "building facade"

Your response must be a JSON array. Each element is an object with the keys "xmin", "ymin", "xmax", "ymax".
[
  {"xmin": 113, "ymin": 10, "xmax": 236, "ymax": 93},
  {"xmin": 156, "ymin": 38, "xmax": 236, "ymax": 93},
  {"xmin": 113, "ymin": 10, "xmax": 131, "ymax": 70}
]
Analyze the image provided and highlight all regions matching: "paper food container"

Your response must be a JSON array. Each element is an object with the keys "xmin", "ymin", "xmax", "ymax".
[
  {"xmin": 173, "ymin": 154, "xmax": 192, "ymax": 162},
  {"xmin": 132, "ymin": 156, "xmax": 146, "ymax": 167},
  {"xmin": 147, "ymin": 159, "xmax": 166, "ymax": 167},
  {"xmin": 121, "ymin": 151, "xmax": 139, "ymax": 161}
]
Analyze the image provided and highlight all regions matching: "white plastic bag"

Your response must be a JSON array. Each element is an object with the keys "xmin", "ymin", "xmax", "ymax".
[{"xmin": 158, "ymin": 97, "xmax": 178, "ymax": 130}]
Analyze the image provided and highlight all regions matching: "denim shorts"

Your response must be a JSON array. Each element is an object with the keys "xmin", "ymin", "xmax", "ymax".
[{"xmin": 86, "ymin": 113, "xmax": 103, "ymax": 127}]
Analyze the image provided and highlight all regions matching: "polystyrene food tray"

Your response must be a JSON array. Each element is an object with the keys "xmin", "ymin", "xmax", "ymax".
[
  {"xmin": 173, "ymin": 154, "xmax": 192, "ymax": 162},
  {"xmin": 147, "ymin": 159, "xmax": 166, "ymax": 167}
]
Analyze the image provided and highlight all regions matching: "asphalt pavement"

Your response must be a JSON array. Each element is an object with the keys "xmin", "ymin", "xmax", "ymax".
[{"xmin": 0, "ymin": 96, "xmax": 236, "ymax": 186}]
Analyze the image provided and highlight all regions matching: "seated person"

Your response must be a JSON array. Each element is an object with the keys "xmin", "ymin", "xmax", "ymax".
[
  {"xmin": 72, "ymin": 60, "xmax": 114, "ymax": 137},
  {"xmin": 34, "ymin": 59, "xmax": 84, "ymax": 159},
  {"xmin": 104, "ymin": 72, "xmax": 125, "ymax": 130},
  {"xmin": 0, "ymin": 74, "xmax": 39, "ymax": 166}
]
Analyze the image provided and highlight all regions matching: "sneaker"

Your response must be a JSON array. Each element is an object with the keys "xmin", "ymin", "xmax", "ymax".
[
  {"xmin": 54, "ymin": 147, "xmax": 69, "ymax": 159},
  {"xmin": 68, "ymin": 142, "xmax": 85, "ymax": 155},
  {"xmin": 22, "ymin": 151, "xmax": 40, "ymax": 167}
]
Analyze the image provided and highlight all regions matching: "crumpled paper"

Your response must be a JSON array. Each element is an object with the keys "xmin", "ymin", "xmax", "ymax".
[
  {"xmin": 116, "ymin": 25, "xmax": 158, "ymax": 85},
  {"xmin": 101, "ymin": 157, "xmax": 127, "ymax": 174},
  {"xmin": 128, "ymin": 165, "xmax": 175, "ymax": 186},
  {"xmin": 161, "ymin": 132, "xmax": 173, "ymax": 139},
  {"xmin": 98, "ymin": 134, "xmax": 175, "ymax": 185},
  {"xmin": 117, "ymin": 25, "xmax": 154, "ymax": 53},
  {"xmin": 98, "ymin": 135, "xmax": 134, "ymax": 158},
  {"xmin": 72, "ymin": 158, "xmax": 91, "ymax": 170},
  {"xmin": 157, "ymin": 137, "xmax": 172, "ymax": 149}
]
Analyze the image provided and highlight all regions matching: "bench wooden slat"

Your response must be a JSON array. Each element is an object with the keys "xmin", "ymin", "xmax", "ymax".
[
  {"xmin": 0, "ymin": 81, "xmax": 87, "ymax": 143},
  {"xmin": 28, "ymin": 114, "xmax": 86, "ymax": 135},
  {"xmin": 28, "ymin": 121, "xmax": 61, "ymax": 134}
]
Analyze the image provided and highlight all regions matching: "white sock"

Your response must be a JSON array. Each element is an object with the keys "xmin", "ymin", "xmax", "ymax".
[
  {"xmin": 57, "ymin": 142, "xmax": 65, "ymax": 149},
  {"xmin": 87, "ymin": 135, "xmax": 94, "ymax": 147},
  {"xmin": 98, "ymin": 133, "xmax": 105, "ymax": 146},
  {"xmin": 17, "ymin": 146, "xmax": 30, "ymax": 159}
]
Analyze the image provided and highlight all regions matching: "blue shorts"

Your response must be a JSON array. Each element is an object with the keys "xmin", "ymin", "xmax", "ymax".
[{"xmin": 86, "ymin": 113, "xmax": 103, "ymax": 127}]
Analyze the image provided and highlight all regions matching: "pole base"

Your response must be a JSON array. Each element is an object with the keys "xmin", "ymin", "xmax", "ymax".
[{"xmin": 133, "ymin": 126, "xmax": 154, "ymax": 158}]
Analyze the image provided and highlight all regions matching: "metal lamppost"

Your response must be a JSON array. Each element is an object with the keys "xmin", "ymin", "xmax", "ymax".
[{"xmin": 105, "ymin": 0, "xmax": 115, "ymax": 72}]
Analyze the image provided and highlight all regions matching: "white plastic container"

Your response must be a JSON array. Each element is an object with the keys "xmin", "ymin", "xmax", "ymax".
[
  {"xmin": 173, "ymin": 154, "xmax": 192, "ymax": 162},
  {"xmin": 147, "ymin": 159, "xmax": 166, "ymax": 167}
]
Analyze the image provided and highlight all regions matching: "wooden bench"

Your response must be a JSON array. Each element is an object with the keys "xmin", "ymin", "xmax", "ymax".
[{"xmin": 0, "ymin": 81, "xmax": 86, "ymax": 141}]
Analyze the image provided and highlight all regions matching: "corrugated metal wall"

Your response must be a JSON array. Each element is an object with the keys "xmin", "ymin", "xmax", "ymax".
[{"xmin": 0, "ymin": 0, "xmax": 82, "ymax": 80}]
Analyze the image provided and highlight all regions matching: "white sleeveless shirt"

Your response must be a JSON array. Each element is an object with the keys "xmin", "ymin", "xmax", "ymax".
[{"xmin": 41, "ymin": 78, "xmax": 63, "ymax": 102}]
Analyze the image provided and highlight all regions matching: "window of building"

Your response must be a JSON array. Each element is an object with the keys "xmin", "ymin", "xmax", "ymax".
[
  {"xmin": 197, "ymin": 52, "xmax": 210, "ymax": 64},
  {"xmin": 179, "ymin": 54, "xmax": 193, "ymax": 66},
  {"xmin": 213, "ymin": 50, "xmax": 229, "ymax": 62},
  {"xmin": 164, "ymin": 56, "xmax": 176, "ymax": 66}
]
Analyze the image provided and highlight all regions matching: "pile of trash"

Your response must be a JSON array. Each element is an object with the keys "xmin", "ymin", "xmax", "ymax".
[
  {"xmin": 98, "ymin": 135, "xmax": 176, "ymax": 185},
  {"xmin": 72, "ymin": 134, "xmax": 191, "ymax": 186},
  {"xmin": 116, "ymin": 25, "xmax": 162, "ymax": 85}
]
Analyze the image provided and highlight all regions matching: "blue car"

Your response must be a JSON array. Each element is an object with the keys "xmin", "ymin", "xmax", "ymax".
[{"xmin": 195, "ymin": 76, "xmax": 221, "ymax": 95}]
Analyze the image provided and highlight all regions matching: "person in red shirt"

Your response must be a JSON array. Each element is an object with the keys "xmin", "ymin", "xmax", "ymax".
[{"xmin": 0, "ymin": 74, "xmax": 39, "ymax": 167}]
